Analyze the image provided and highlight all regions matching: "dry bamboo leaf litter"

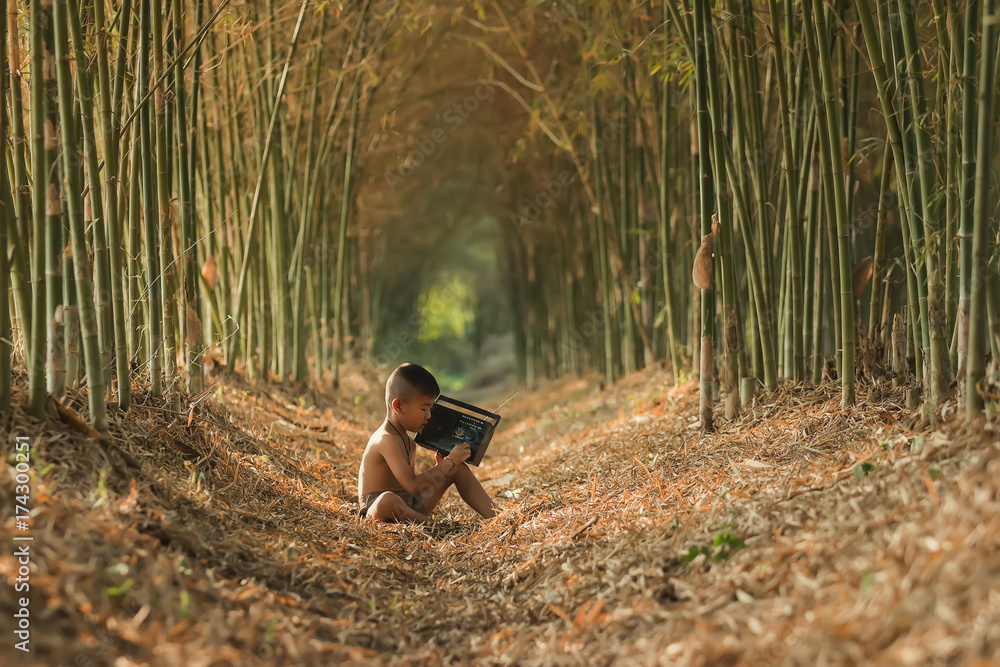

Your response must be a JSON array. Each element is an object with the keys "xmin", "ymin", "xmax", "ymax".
[{"xmin": 0, "ymin": 364, "xmax": 998, "ymax": 665}]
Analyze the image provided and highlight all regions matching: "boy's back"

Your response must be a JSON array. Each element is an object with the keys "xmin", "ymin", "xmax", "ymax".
[{"xmin": 357, "ymin": 422, "xmax": 415, "ymax": 500}]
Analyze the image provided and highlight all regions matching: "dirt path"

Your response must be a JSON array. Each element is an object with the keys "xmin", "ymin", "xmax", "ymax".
[{"xmin": 1, "ymin": 367, "xmax": 999, "ymax": 665}]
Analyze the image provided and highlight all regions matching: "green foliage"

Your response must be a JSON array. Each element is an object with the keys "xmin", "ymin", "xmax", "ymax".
[
  {"xmin": 106, "ymin": 577, "xmax": 135, "ymax": 599},
  {"xmin": 854, "ymin": 462, "xmax": 877, "ymax": 478},
  {"xmin": 416, "ymin": 273, "xmax": 476, "ymax": 343},
  {"xmin": 683, "ymin": 528, "xmax": 746, "ymax": 564}
]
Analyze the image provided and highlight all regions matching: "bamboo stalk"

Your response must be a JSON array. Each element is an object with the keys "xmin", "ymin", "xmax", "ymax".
[
  {"xmin": 804, "ymin": 0, "xmax": 855, "ymax": 407},
  {"xmin": 965, "ymin": 0, "xmax": 999, "ymax": 419},
  {"xmin": 52, "ymin": 0, "xmax": 107, "ymax": 433},
  {"xmin": 174, "ymin": 0, "xmax": 202, "ymax": 394},
  {"xmin": 766, "ymin": 0, "xmax": 803, "ymax": 382},
  {"xmin": 693, "ymin": 0, "xmax": 715, "ymax": 430},
  {"xmin": 0, "ymin": 0, "xmax": 11, "ymax": 410},
  {"xmin": 658, "ymin": 57, "xmax": 682, "ymax": 381},
  {"xmin": 332, "ymin": 43, "xmax": 364, "ymax": 390},
  {"xmin": 64, "ymin": 0, "xmax": 113, "ymax": 404},
  {"xmin": 898, "ymin": 0, "xmax": 950, "ymax": 406},
  {"xmin": 5, "ymin": 0, "xmax": 32, "ymax": 347},
  {"xmin": 139, "ymin": 0, "xmax": 164, "ymax": 396},
  {"xmin": 957, "ymin": 0, "xmax": 980, "ymax": 405},
  {"xmin": 225, "ymin": 0, "xmax": 311, "ymax": 369},
  {"xmin": 93, "ymin": 0, "xmax": 132, "ymax": 408},
  {"xmin": 27, "ymin": 0, "xmax": 49, "ymax": 415},
  {"xmin": 151, "ymin": 0, "xmax": 178, "ymax": 396},
  {"xmin": 868, "ymin": 143, "xmax": 894, "ymax": 345},
  {"xmin": 292, "ymin": 8, "xmax": 326, "ymax": 382},
  {"xmin": 704, "ymin": 6, "xmax": 744, "ymax": 415},
  {"xmin": 591, "ymin": 94, "xmax": 616, "ymax": 383}
]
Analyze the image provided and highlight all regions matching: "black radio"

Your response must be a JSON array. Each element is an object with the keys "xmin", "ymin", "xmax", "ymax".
[{"xmin": 414, "ymin": 395, "xmax": 502, "ymax": 467}]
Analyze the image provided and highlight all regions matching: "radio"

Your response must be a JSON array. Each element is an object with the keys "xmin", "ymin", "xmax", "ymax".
[{"xmin": 414, "ymin": 395, "xmax": 502, "ymax": 467}]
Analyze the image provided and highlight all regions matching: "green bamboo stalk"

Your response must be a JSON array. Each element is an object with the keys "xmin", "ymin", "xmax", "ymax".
[
  {"xmin": 733, "ymin": 1, "xmax": 777, "ymax": 350},
  {"xmin": 292, "ymin": 9, "xmax": 326, "ymax": 382},
  {"xmin": 898, "ymin": 0, "xmax": 950, "ymax": 406},
  {"xmin": 717, "ymin": 9, "xmax": 777, "ymax": 392},
  {"xmin": 26, "ymin": 2, "xmax": 49, "ymax": 412},
  {"xmin": 965, "ymin": 0, "xmax": 999, "ymax": 419},
  {"xmin": 591, "ymin": 95, "xmax": 616, "ymax": 383},
  {"xmin": 803, "ymin": 139, "xmax": 820, "ymax": 377},
  {"xmin": 126, "ymin": 104, "xmax": 144, "ymax": 368},
  {"xmin": 693, "ymin": 0, "xmax": 715, "ymax": 430},
  {"xmin": 64, "ymin": 0, "xmax": 114, "ymax": 404},
  {"xmin": 944, "ymin": 0, "xmax": 961, "ymax": 366},
  {"xmin": 810, "ymin": 172, "xmax": 826, "ymax": 384},
  {"xmin": 618, "ymin": 66, "xmax": 635, "ymax": 377},
  {"xmin": 0, "ymin": 0, "xmax": 11, "ymax": 410},
  {"xmin": 225, "ymin": 0, "xmax": 310, "ymax": 369},
  {"xmin": 635, "ymin": 84, "xmax": 652, "ymax": 371},
  {"xmin": 138, "ymin": 0, "xmax": 163, "ymax": 396},
  {"xmin": 957, "ymin": 0, "xmax": 980, "ymax": 403},
  {"xmin": 659, "ymin": 63, "xmax": 682, "ymax": 381},
  {"xmin": 804, "ymin": 0, "xmax": 855, "ymax": 407},
  {"xmin": 704, "ymin": 8, "xmax": 745, "ymax": 415},
  {"xmin": 856, "ymin": 0, "xmax": 930, "ymax": 387},
  {"xmin": 332, "ymin": 69, "xmax": 362, "ymax": 389},
  {"xmin": 94, "ymin": 0, "xmax": 132, "ymax": 408},
  {"xmin": 5, "ymin": 1, "xmax": 32, "ymax": 346},
  {"xmin": 868, "ymin": 143, "xmax": 894, "ymax": 344},
  {"xmin": 42, "ymin": 0, "xmax": 65, "ymax": 400},
  {"xmin": 720, "ymin": 15, "xmax": 766, "ymax": 384},
  {"xmin": 151, "ymin": 0, "xmax": 178, "ymax": 395},
  {"xmin": 778, "ymin": 228, "xmax": 791, "ymax": 376},
  {"xmin": 886, "ymin": 0, "xmax": 930, "ymax": 383},
  {"xmin": 52, "ymin": 0, "xmax": 107, "ymax": 433},
  {"xmin": 174, "ymin": 0, "xmax": 202, "ymax": 394},
  {"xmin": 766, "ymin": 0, "xmax": 803, "ymax": 382}
]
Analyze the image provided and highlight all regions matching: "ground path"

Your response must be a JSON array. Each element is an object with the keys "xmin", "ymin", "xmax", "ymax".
[{"xmin": 2, "ymin": 366, "xmax": 999, "ymax": 665}]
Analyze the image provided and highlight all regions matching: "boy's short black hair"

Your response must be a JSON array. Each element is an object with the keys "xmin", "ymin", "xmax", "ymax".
[{"xmin": 385, "ymin": 363, "xmax": 440, "ymax": 406}]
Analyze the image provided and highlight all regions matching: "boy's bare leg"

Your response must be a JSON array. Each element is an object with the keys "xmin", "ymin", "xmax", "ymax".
[
  {"xmin": 368, "ymin": 491, "xmax": 429, "ymax": 523},
  {"xmin": 452, "ymin": 464, "xmax": 497, "ymax": 518},
  {"xmin": 416, "ymin": 466, "xmax": 458, "ymax": 516},
  {"xmin": 418, "ymin": 463, "xmax": 496, "ymax": 518}
]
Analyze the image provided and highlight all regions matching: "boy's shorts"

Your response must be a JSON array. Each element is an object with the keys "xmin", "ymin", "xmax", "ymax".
[{"xmin": 358, "ymin": 490, "xmax": 425, "ymax": 518}]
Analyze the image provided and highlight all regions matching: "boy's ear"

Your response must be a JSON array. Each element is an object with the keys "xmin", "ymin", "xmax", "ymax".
[{"xmin": 390, "ymin": 397, "xmax": 403, "ymax": 414}]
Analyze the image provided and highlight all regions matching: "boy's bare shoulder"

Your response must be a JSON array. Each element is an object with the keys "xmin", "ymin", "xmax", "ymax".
[{"xmin": 364, "ymin": 424, "xmax": 392, "ymax": 451}]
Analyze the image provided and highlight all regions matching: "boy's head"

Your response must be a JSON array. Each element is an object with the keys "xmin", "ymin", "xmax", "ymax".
[{"xmin": 385, "ymin": 363, "xmax": 440, "ymax": 432}]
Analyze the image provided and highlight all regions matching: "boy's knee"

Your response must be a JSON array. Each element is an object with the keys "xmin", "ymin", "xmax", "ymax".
[
  {"xmin": 369, "ymin": 492, "xmax": 401, "ymax": 520},
  {"xmin": 445, "ymin": 462, "xmax": 467, "ymax": 482}
]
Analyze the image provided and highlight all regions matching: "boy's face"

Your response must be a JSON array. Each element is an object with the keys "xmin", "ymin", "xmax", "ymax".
[{"xmin": 394, "ymin": 393, "xmax": 436, "ymax": 432}]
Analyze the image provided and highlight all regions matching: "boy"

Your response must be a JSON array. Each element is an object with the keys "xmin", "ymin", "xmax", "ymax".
[{"xmin": 357, "ymin": 363, "xmax": 498, "ymax": 523}]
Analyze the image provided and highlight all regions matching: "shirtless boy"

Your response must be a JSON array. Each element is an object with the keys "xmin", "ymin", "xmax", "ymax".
[{"xmin": 357, "ymin": 363, "xmax": 498, "ymax": 522}]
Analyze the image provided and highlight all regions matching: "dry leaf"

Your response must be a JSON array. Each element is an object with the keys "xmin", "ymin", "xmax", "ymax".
[
  {"xmin": 692, "ymin": 213, "xmax": 719, "ymax": 290},
  {"xmin": 186, "ymin": 305, "xmax": 203, "ymax": 347},
  {"xmin": 202, "ymin": 255, "xmax": 219, "ymax": 290}
]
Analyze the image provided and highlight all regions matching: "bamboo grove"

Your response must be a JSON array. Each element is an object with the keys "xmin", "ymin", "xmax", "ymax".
[
  {"xmin": 1, "ymin": 0, "xmax": 404, "ymax": 433},
  {"xmin": 2, "ymin": 0, "xmax": 1000, "ymax": 435},
  {"xmin": 493, "ymin": 0, "xmax": 1000, "ymax": 429}
]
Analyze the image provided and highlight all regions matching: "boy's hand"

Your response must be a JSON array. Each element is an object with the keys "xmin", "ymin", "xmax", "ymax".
[{"xmin": 446, "ymin": 443, "xmax": 471, "ymax": 464}]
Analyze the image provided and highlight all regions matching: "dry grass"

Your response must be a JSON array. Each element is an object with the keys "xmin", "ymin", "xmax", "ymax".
[{"xmin": 1, "ymin": 363, "xmax": 999, "ymax": 666}]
